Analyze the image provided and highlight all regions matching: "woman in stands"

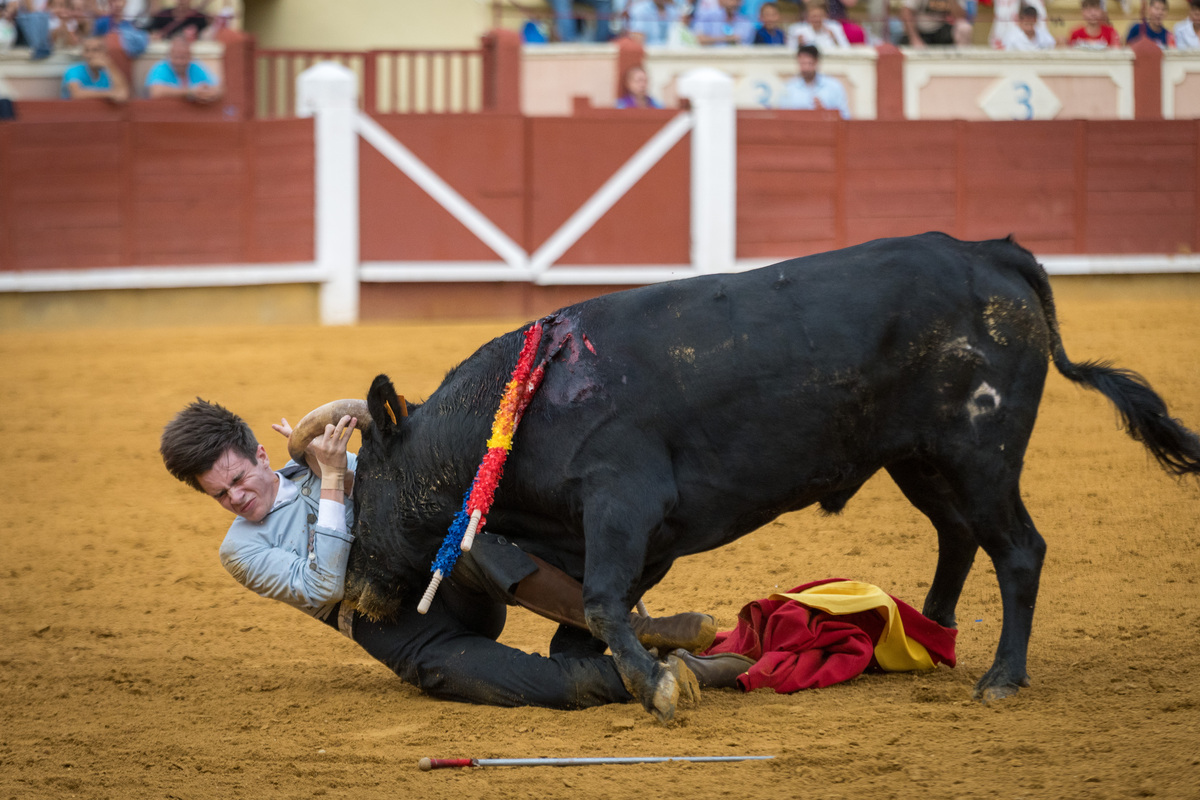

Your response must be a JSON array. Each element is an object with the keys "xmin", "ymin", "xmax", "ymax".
[{"xmin": 615, "ymin": 64, "xmax": 662, "ymax": 109}]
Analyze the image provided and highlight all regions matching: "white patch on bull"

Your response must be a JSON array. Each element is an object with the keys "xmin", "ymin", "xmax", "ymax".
[
  {"xmin": 943, "ymin": 336, "xmax": 975, "ymax": 356},
  {"xmin": 968, "ymin": 381, "xmax": 1001, "ymax": 422}
]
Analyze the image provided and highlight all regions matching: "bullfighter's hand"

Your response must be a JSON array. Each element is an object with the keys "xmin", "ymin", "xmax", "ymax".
[
  {"xmin": 313, "ymin": 415, "xmax": 356, "ymax": 494},
  {"xmin": 272, "ymin": 417, "xmax": 325, "ymax": 475}
]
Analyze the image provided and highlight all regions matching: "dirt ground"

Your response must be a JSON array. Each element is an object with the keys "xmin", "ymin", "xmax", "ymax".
[{"xmin": 2, "ymin": 275, "xmax": 1199, "ymax": 800}]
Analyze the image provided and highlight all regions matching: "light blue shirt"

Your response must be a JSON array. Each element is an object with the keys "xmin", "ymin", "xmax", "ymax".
[
  {"xmin": 627, "ymin": 0, "xmax": 684, "ymax": 45},
  {"xmin": 144, "ymin": 59, "xmax": 217, "ymax": 90},
  {"xmin": 61, "ymin": 63, "xmax": 112, "ymax": 98},
  {"xmin": 779, "ymin": 73, "xmax": 851, "ymax": 119},
  {"xmin": 692, "ymin": 7, "xmax": 757, "ymax": 45},
  {"xmin": 218, "ymin": 454, "xmax": 356, "ymax": 622}
]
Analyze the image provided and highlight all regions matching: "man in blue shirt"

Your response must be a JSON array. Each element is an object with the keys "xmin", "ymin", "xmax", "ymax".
[
  {"xmin": 627, "ymin": 0, "xmax": 685, "ymax": 45},
  {"xmin": 144, "ymin": 36, "xmax": 222, "ymax": 102},
  {"xmin": 61, "ymin": 36, "xmax": 129, "ymax": 101},
  {"xmin": 779, "ymin": 44, "xmax": 851, "ymax": 119},
  {"xmin": 160, "ymin": 399, "xmax": 743, "ymax": 712},
  {"xmin": 694, "ymin": 0, "xmax": 757, "ymax": 45}
]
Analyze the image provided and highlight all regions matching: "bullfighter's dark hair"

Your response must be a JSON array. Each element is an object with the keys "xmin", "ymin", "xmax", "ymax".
[
  {"xmin": 160, "ymin": 398, "xmax": 259, "ymax": 492},
  {"xmin": 797, "ymin": 44, "xmax": 821, "ymax": 59},
  {"xmin": 1018, "ymin": 4, "xmax": 1039, "ymax": 17}
]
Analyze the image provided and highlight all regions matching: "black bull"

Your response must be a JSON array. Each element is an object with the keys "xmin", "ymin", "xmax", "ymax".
[{"xmin": 346, "ymin": 233, "xmax": 1200, "ymax": 719}]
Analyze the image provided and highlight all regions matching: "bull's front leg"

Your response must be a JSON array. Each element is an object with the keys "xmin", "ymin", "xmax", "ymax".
[{"xmin": 580, "ymin": 494, "xmax": 695, "ymax": 723}]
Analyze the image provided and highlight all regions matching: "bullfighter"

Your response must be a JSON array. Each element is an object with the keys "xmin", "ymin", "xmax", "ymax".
[{"xmin": 160, "ymin": 399, "xmax": 752, "ymax": 710}]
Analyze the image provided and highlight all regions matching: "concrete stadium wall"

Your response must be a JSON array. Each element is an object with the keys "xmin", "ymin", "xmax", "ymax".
[{"xmin": 519, "ymin": 43, "xmax": 1200, "ymax": 122}]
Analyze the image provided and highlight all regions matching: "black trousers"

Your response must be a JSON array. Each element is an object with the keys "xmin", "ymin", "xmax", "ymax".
[{"xmin": 325, "ymin": 534, "xmax": 631, "ymax": 709}]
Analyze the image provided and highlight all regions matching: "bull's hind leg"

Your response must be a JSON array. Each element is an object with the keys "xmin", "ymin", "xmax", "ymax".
[
  {"xmin": 886, "ymin": 460, "xmax": 979, "ymax": 629},
  {"xmin": 970, "ymin": 492, "xmax": 1046, "ymax": 701},
  {"xmin": 938, "ymin": 461, "xmax": 1046, "ymax": 702}
]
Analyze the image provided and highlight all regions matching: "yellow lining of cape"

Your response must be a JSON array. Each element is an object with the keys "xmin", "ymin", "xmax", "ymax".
[{"xmin": 770, "ymin": 580, "xmax": 935, "ymax": 672}]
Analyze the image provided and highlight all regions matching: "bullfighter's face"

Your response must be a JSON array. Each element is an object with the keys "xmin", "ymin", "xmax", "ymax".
[{"xmin": 197, "ymin": 445, "xmax": 279, "ymax": 523}]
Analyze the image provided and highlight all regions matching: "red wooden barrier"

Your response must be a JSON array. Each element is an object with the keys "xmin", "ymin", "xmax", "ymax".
[
  {"xmin": 358, "ymin": 111, "xmax": 689, "ymax": 265},
  {"xmin": 737, "ymin": 117, "xmax": 1199, "ymax": 259},
  {"xmin": 0, "ymin": 118, "xmax": 313, "ymax": 272},
  {"xmin": 2, "ymin": 115, "xmax": 1195, "ymax": 277}
]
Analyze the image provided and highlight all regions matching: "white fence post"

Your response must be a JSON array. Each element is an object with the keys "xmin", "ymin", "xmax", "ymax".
[
  {"xmin": 677, "ymin": 68, "xmax": 736, "ymax": 275},
  {"xmin": 298, "ymin": 62, "xmax": 359, "ymax": 325}
]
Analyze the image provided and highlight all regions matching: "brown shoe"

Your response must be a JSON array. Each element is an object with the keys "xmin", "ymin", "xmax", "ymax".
[
  {"xmin": 630, "ymin": 612, "xmax": 718, "ymax": 653},
  {"xmin": 671, "ymin": 649, "xmax": 755, "ymax": 689}
]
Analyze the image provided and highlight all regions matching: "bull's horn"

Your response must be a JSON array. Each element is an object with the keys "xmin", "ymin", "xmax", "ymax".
[{"xmin": 287, "ymin": 399, "xmax": 372, "ymax": 466}]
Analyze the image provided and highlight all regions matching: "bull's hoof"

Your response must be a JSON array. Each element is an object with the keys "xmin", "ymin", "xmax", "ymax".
[
  {"xmin": 976, "ymin": 684, "xmax": 1020, "ymax": 705},
  {"xmin": 972, "ymin": 666, "xmax": 1030, "ymax": 704},
  {"xmin": 636, "ymin": 656, "xmax": 701, "ymax": 725}
]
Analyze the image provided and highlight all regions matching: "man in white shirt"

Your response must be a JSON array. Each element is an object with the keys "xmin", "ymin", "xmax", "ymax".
[
  {"xmin": 1174, "ymin": 0, "xmax": 1200, "ymax": 49},
  {"xmin": 1000, "ymin": 4, "xmax": 1057, "ymax": 49},
  {"xmin": 787, "ymin": 2, "xmax": 851, "ymax": 50},
  {"xmin": 778, "ymin": 44, "xmax": 851, "ymax": 118},
  {"xmin": 989, "ymin": 0, "xmax": 1050, "ymax": 47}
]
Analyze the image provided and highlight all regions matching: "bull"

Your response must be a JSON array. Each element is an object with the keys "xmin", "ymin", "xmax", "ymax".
[{"xmin": 298, "ymin": 233, "xmax": 1200, "ymax": 721}]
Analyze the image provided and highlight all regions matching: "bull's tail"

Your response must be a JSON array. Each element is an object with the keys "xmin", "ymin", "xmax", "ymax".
[{"xmin": 1010, "ymin": 238, "xmax": 1200, "ymax": 477}]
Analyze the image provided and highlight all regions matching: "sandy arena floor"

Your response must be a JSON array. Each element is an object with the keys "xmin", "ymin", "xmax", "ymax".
[{"xmin": 2, "ymin": 275, "xmax": 1198, "ymax": 800}]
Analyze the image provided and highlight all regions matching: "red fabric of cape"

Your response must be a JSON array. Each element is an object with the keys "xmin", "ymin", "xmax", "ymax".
[{"xmin": 704, "ymin": 578, "xmax": 958, "ymax": 693}]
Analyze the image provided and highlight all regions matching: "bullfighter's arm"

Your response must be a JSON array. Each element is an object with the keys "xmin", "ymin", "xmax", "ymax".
[
  {"xmin": 219, "ymin": 446, "xmax": 358, "ymax": 612},
  {"xmin": 219, "ymin": 517, "xmax": 353, "ymax": 611}
]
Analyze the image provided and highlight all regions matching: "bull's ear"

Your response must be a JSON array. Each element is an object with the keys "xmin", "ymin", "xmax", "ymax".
[{"xmin": 366, "ymin": 374, "xmax": 407, "ymax": 435}]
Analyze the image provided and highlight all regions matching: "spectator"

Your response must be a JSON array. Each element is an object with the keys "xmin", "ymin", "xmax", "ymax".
[
  {"xmin": 48, "ymin": 0, "xmax": 87, "ymax": 49},
  {"xmin": 615, "ymin": 63, "xmax": 662, "ymax": 107},
  {"xmin": 779, "ymin": 44, "xmax": 850, "ymax": 118},
  {"xmin": 1126, "ymin": 0, "xmax": 1174, "ymax": 46},
  {"xmin": 1068, "ymin": 0, "xmax": 1120, "ymax": 47},
  {"xmin": 900, "ymin": 0, "xmax": 973, "ymax": 47},
  {"xmin": 144, "ymin": 35, "xmax": 222, "ymax": 102},
  {"xmin": 551, "ymin": 0, "xmax": 614, "ymax": 41},
  {"xmin": 988, "ymin": 0, "xmax": 1050, "ymax": 47},
  {"xmin": 1000, "ymin": 4, "xmax": 1057, "ymax": 47},
  {"xmin": 752, "ymin": 0, "xmax": 786, "ymax": 43},
  {"xmin": 693, "ymin": 0, "xmax": 756, "ymax": 45},
  {"xmin": 0, "ymin": 9, "xmax": 15, "ymax": 52},
  {"xmin": 626, "ymin": 0, "xmax": 684, "ymax": 45},
  {"xmin": 60, "ymin": 34, "xmax": 129, "ymax": 100},
  {"xmin": 200, "ymin": 0, "xmax": 232, "ymax": 39},
  {"xmin": 1174, "ymin": 0, "xmax": 1200, "ymax": 48},
  {"xmin": 825, "ymin": 0, "xmax": 871, "ymax": 43},
  {"xmin": 11, "ymin": 0, "xmax": 53, "ymax": 59},
  {"xmin": 788, "ymin": 1, "xmax": 852, "ymax": 49},
  {"xmin": 147, "ymin": 0, "xmax": 208, "ymax": 40},
  {"xmin": 93, "ymin": 0, "xmax": 149, "ymax": 57}
]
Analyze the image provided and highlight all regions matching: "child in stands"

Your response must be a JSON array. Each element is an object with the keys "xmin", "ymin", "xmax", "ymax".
[{"xmin": 1068, "ymin": 0, "xmax": 1120, "ymax": 47}]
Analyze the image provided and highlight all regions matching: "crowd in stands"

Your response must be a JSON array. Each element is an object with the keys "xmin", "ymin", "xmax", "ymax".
[
  {"xmin": 1, "ymin": 0, "xmax": 228, "ymax": 105},
  {"xmin": 594, "ymin": 0, "xmax": 1200, "ymax": 115},
  {"xmin": 1, "ymin": 0, "xmax": 233, "ymax": 61},
  {"xmin": 533, "ymin": 0, "xmax": 1200, "ymax": 50}
]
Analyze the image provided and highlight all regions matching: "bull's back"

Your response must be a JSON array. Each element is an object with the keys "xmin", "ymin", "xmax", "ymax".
[
  {"xmin": 561, "ymin": 233, "xmax": 1039, "ymax": 420},
  {"xmin": 520, "ymin": 234, "xmax": 1051, "ymax": 549}
]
